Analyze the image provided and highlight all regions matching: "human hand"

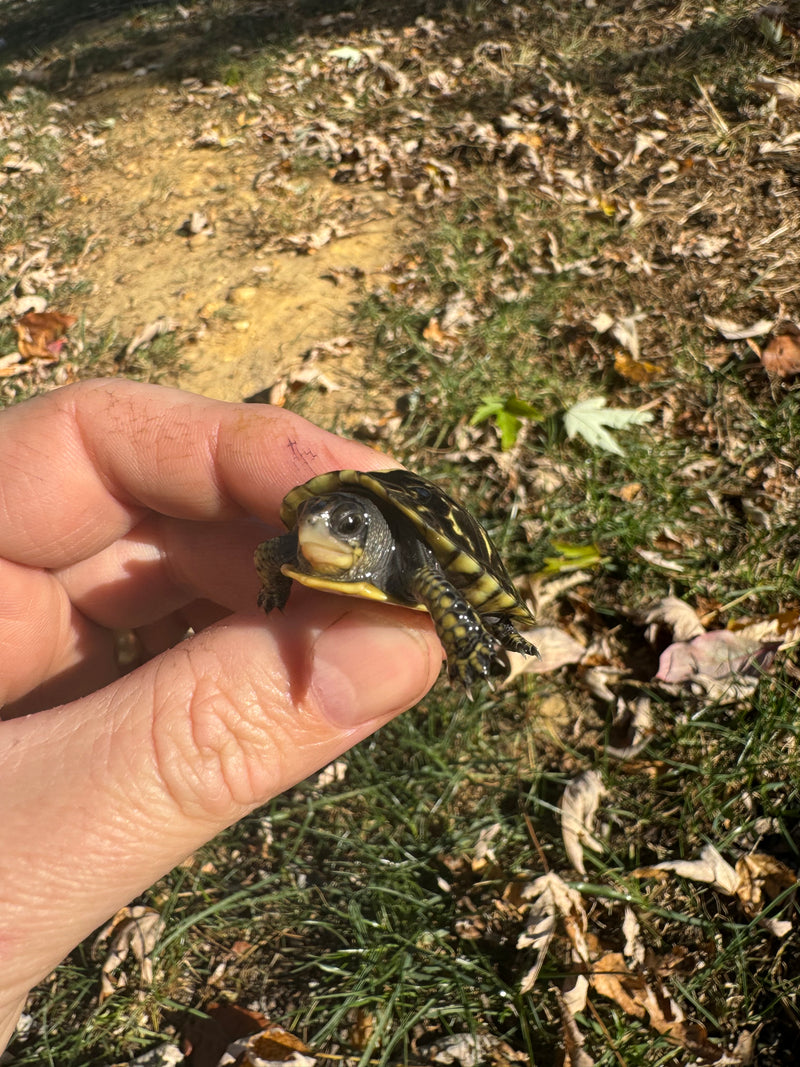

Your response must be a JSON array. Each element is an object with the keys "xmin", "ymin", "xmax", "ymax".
[{"xmin": 0, "ymin": 379, "xmax": 442, "ymax": 1050}]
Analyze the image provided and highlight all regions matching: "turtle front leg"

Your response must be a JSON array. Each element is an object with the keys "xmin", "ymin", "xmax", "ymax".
[
  {"xmin": 410, "ymin": 565, "xmax": 508, "ymax": 691},
  {"xmin": 255, "ymin": 531, "xmax": 298, "ymax": 613}
]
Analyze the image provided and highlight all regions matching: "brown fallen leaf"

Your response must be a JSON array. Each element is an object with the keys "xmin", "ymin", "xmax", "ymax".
[
  {"xmin": 422, "ymin": 315, "xmax": 456, "ymax": 348},
  {"xmin": 634, "ymin": 844, "xmax": 796, "ymax": 938},
  {"xmin": 735, "ymin": 852, "xmax": 797, "ymax": 925},
  {"xmin": 14, "ymin": 310, "xmax": 77, "ymax": 360},
  {"xmin": 589, "ymin": 952, "xmax": 724, "ymax": 1058},
  {"xmin": 760, "ymin": 322, "xmax": 800, "ymax": 377},
  {"xmin": 614, "ymin": 349, "xmax": 662, "ymax": 383}
]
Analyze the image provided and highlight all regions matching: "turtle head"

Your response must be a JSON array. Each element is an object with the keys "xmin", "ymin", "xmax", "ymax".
[{"xmin": 294, "ymin": 493, "xmax": 393, "ymax": 578}]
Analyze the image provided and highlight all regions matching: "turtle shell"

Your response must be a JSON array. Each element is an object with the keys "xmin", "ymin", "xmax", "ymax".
[{"xmin": 281, "ymin": 469, "xmax": 530, "ymax": 623}]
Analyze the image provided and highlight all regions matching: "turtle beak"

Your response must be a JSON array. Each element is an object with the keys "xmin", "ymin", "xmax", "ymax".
[{"xmin": 297, "ymin": 512, "xmax": 362, "ymax": 575}]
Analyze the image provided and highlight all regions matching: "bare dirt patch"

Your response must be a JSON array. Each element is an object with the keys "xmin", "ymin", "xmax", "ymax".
[{"xmin": 62, "ymin": 77, "xmax": 405, "ymax": 418}]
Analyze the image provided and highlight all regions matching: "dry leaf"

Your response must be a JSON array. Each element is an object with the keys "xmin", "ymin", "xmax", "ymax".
[
  {"xmin": 606, "ymin": 695, "xmax": 653, "ymax": 758},
  {"xmin": 218, "ymin": 1023, "xmax": 314, "ymax": 1067},
  {"xmin": 634, "ymin": 846, "xmax": 796, "ymax": 938},
  {"xmin": 505, "ymin": 626, "xmax": 584, "ymax": 683},
  {"xmin": 590, "ymin": 951, "xmax": 649, "ymax": 1018},
  {"xmin": 557, "ymin": 990, "xmax": 595, "ymax": 1067},
  {"xmin": 471, "ymin": 822, "xmax": 502, "ymax": 873},
  {"xmin": 635, "ymin": 547, "xmax": 685, "ymax": 573},
  {"xmin": 125, "ymin": 316, "xmax": 178, "ymax": 357},
  {"xmin": 343, "ymin": 1008, "xmax": 375, "ymax": 1051},
  {"xmin": 760, "ymin": 323, "xmax": 800, "ymax": 377},
  {"xmin": 644, "ymin": 596, "xmax": 705, "ymax": 644},
  {"xmin": 93, "ymin": 905, "xmax": 164, "ymax": 1002},
  {"xmin": 422, "ymin": 316, "xmax": 456, "ymax": 347},
  {"xmin": 635, "ymin": 843, "xmax": 740, "ymax": 895},
  {"xmin": 622, "ymin": 906, "xmax": 645, "ymax": 964},
  {"xmin": 14, "ymin": 310, "xmax": 77, "ymax": 360},
  {"xmin": 735, "ymin": 852, "xmax": 797, "ymax": 921},
  {"xmin": 518, "ymin": 872, "xmax": 590, "ymax": 993},
  {"xmin": 613, "ymin": 350, "xmax": 661, "ymax": 383},
  {"xmin": 561, "ymin": 770, "xmax": 606, "ymax": 876},
  {"xmin": 655, "ymin": 629, "xmax": 778, "ymax": 700},
  {"xmin": 728, "ymin": 610, "xmax": 800, "ymax": 650},
  {"xmin": 610, "ymin": 313, "xmax": 644, "ymax": 359},
  {"xmin": 614, "ymin": 481, "xmax": 643, "ymax": 502},
  {"xmin": 704, "ymin": 315, "xmax": 774, "ymax": 340},
  {"xmin": 423, "ymin": 1032, "xmax": 527, "ymax": 1066},
  {"xmin": 751, "ymin": 74, "xmax": 800, "ymax": 101}
]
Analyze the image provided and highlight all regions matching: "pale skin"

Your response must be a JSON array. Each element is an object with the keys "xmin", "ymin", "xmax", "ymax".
[{"xmin": 0, "ymin": 379, "xmax": 442, "ymax": 1052}]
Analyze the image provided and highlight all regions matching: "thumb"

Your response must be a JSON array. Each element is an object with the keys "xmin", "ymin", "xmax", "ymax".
[{"xmin": 0, "ymin": 604, "xmax": 441, "ymax": 1042}]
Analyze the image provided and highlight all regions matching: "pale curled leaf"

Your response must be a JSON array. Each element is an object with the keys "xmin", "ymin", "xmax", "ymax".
[
  {"xmin": 93, "ymin": 905, "xmax": 165, "ymax": 1002},
  {"xmin": 704, "ymin": 315, "xmax": 773, "ymax": 340},
  {"xmin": 751, "ymin": 74, "xmax": 800, "ymax": 101},
  {"xmin": 518, "ymin": 871, "xmax": 590, "ymax": 993},
  {"xmin": 610, "ymin": 312, "xmax": 643, "ymax": 359},
  {"xmin": 424, "ymin": 1033, "xmax": 526, "ymax": 1067},
  {"xmin": 644, "ymin": 596, "xmax": 705, "ymax": 644},
  {"xmin": 557, "ymin": 987, "xmax": 594, "ymax": 1066},
  {"xmin": 622, "ymin": 906, "xmax": 645, "ymax": 964},
  {"xmin": 517, "ymin": 888, "xmax": 557, "ymax": 993},
  {"xmin": 634, "ymin": 843, "xmax": 739, "ymax": 895},
  {"xmin": 564, "ymin": 396, "xmax": 653, "ymax": 456},
  {"xmin": 126, "ymin": 1043, "xmax": 184, "ymax": 1066},
  {"xmin": 731, "ymin": 613, "xmax": 800, "ymax": 651},
  {"xmin": 504, "ymin": 626, "xmax": 584, "ymax": 683},
  {"xmin": 656, "ymin": 630, "xmax": 778, "ymax": 698},
  {"xmin": 560, "ymin": 770, "xmax": 607, "ymax": 876},
  {"xmin": 606, "ymin": 695, "xmax": 653, "ymax": 759},
  {"xmin": 125, "ymin": 316, "xmax": 179, "ymax": 358},
  {"xmin": 636, "ymin": 548, "xmax": 685, "ymax": 573},
  {"xmin": 471, "ymin": 822, "xmax": 501, "ymax": 872},
  {"xmin": 314, "ymin": 760, "xmax": 347, "ymax": 789},
  {"xmin": 561, "ymin": 973, "xmax": 589, "ymax": 1018}
]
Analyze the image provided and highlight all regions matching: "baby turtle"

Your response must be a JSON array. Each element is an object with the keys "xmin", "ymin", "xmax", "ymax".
[{"xmin": 255, "ymin": 469, "xmax": 537, "ymax": 691}]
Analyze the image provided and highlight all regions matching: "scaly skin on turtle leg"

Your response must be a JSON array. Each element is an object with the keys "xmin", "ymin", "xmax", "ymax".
[
  {"xmin": 254, "ymin": 532, "xmax": 298, "ymax": 613},
  {"xmin": 489, "ymin": 616, "xmax": 539, "ymax": 659},
  {"xmin": 410, "ymin": 566, "xmax": 508, "ymax": 690}
]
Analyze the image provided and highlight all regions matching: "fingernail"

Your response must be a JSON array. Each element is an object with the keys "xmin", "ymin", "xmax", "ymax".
[{"xmin": 311, "ymin": 614, "xmax": 436, "ymax": 726}]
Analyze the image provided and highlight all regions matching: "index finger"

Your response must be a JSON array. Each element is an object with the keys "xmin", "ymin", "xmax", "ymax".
[{"xmin": 0, "ymin": 379, "xmax": 392, "ymax": 569}]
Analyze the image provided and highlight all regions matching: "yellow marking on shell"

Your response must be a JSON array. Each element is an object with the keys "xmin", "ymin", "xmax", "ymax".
[
  {"xmin": 280, "ymin": 565, "xmax": 427, "ymax": 610},
  {"xmin": 469, "ymin": 580, "xmax": 517, "ymax": 611}
]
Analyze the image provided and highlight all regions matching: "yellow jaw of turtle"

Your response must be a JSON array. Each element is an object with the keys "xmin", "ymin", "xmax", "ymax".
[{"xmin": 295, "ymin": 516, "xmax": 363, "ymax": 576}]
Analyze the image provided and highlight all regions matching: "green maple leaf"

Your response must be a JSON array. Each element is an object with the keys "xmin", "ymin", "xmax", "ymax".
[
  {"xmin": 564, "ymin": 396, "xmax": 653, "ymax": 456},
  {"xmin": 470, "ymin": 395, "xmax": 542, "ymax": 451}
]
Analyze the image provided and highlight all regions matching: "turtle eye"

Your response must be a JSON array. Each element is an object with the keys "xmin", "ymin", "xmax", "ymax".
[{"xmin": 330, "ymin": 503, "xmax": 366, "ymax": 539}]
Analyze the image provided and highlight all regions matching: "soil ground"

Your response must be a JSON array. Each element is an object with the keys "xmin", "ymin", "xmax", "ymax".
[{"xmin": 53, "ymin": 45, "xmax": 410, "ymax": 418}]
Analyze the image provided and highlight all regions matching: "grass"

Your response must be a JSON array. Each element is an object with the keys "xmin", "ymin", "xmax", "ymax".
[{"xmin": 4, "ymin": 0, "xmax": 800, "ymax": 1063}]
